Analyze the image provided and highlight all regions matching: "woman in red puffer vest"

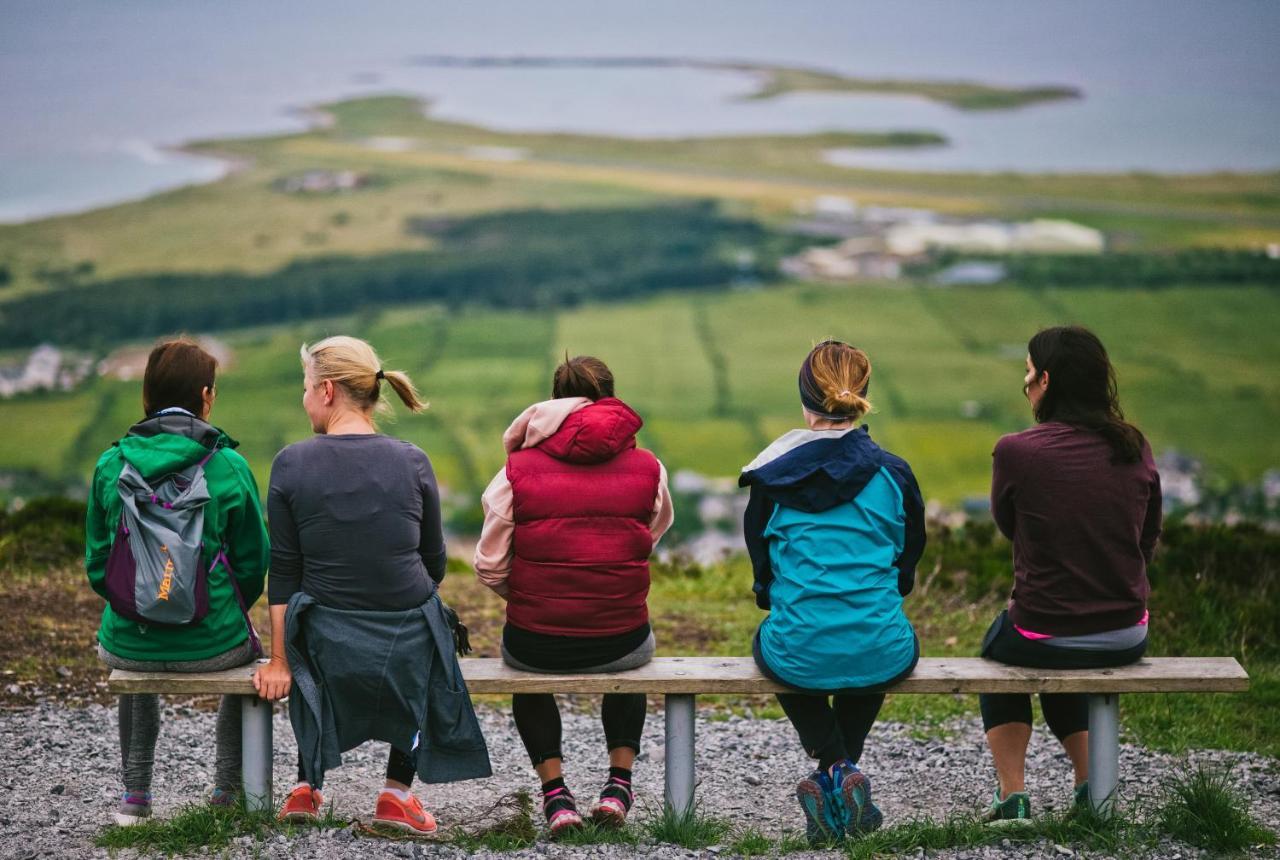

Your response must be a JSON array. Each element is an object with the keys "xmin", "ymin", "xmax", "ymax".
[{"xmin": 474, "ymin": 355, "xmax": 673, "ymax": 836}]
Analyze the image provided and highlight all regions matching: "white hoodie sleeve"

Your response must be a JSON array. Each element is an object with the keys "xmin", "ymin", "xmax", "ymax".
[
  {"xmin": 649, "ymin": 461, "xmax": 674, "ymax": 548},
  {"xmin": 472, "ymin": 469, "xmax": 515, "ymax": 599}
]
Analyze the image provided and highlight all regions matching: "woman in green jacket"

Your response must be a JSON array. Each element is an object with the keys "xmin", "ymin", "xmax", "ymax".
[{"xmin": 85, "ymin": 338, "xmax": 269, "ymax": 825}]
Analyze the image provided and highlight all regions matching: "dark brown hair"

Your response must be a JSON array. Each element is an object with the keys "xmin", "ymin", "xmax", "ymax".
[
  {"xmin": 1027, "ymin": 325, "xmax": 1145, "ymax": 463},
  {"xmin": 552, "ymin": 355, "xmax": 614, "ymax": 400},
  {"xmin": 142, "ymin": 337, "xmax": 218, "ymax": 417}
]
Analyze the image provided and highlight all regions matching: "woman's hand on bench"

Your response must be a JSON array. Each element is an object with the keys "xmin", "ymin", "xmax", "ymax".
[{"xmin": 253, "ymin": 657, "xmax": 292, "ymax": 701}]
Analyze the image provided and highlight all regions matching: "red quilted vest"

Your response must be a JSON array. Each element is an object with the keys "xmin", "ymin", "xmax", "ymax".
[{"xmin": 505, "ymin": 398, "xmax": 660, "ymax": 637}]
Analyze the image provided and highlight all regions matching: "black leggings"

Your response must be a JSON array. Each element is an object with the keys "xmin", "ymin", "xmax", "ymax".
[
  {"xmin": 512, "ymin": 694, "xmax": 647, "ymax": 766},
  {"xmin": 978, "ymin": 610, "xmax": 1147, "ymax": 740},
  {"xmin": 778, "ymin": 692, "xmax": 885, "ymax": 771},
  {"xmin": 297, "ymin": 746, "xmax": 416, "ymax": 787}
]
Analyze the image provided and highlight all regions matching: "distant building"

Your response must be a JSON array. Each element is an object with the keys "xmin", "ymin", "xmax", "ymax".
[
  {"xmin": 885, "ymin": 218, "xmax": 1103, "ymax": 256},
  {"xmin": 1155, "ymin": 450, "xmax": 1203, "ymax": 509},
  {"xmin": 276, "ymin": 170, "xmax": 369, "ymax": 194},
  {"xmin": 857, "ymin": 205, "xmax": 939, "ymax": 226},
  {"xmin": 934, "ymin": 261, "xmax": 1008, "ymax": 286},
  {"xmin": 1262, "ymin": 469, "xmax": 1280, "ymax": 504},
  {"xmin": 811, "ymin": 195, "xmax": 858, "ymax": 220},
  {"xmin": 464, "ymin": 145, "xmax": 529, "ymax": 162},
  {"xmin": 362, "ymin": 136, "xmax": 416, "ymax": 152},
  {"xmin": 780, "ymin": 237, "xmax": 904, "ymax": 282},
  {"xmin": 672, "ymin": 469, "xmax": 711, "ymax": 494},
  {"xmin": 0, "ymin": 345, "xmax": 92, "ymax": 398}
]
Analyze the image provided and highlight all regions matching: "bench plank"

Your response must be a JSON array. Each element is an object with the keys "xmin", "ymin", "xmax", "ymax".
[{"xmin": 107, "ymin": 656, "xmax": 1249, "ymax": 696}]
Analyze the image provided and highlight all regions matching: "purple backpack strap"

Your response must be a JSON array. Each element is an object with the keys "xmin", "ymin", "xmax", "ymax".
[{"xmin": 212, "ymin": 547, "xmax": 263, "ymax": 657}]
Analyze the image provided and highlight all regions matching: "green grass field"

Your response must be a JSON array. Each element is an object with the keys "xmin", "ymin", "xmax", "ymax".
[{"xmin": 2, "ymin": 282, "xmax": 1277, "ymax": 506}]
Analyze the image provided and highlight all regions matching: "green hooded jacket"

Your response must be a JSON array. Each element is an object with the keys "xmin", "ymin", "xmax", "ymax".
[{"xmin": 85, "ymin": 412, "xmax": 269, "ymax": 662}]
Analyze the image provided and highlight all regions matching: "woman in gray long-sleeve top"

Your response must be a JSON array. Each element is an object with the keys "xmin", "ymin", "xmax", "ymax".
[{"xmin": 253, "ymin": 335, "xmax": 489, "ymax": 835}]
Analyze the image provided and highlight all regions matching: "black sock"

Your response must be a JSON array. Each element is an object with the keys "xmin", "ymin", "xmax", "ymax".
[
  {"xmin": 818, "ymin": 752, "xmax": 843, "ymax": 772},
  {"xmin": 601, "ymin": 766, "xmax": 633, "ymax": 811},
  {"xmin": 540, "ymin": 776, "xmax": 576, "ymax": 820}
]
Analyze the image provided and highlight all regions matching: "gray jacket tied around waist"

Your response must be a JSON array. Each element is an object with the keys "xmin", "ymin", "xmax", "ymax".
[{"xmin": 285, "ymin": 591, "xmax": 491, "ymax": 788}]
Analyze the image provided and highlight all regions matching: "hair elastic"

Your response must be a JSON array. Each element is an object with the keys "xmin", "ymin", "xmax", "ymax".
[{"xmin": 375, "ymin": 369, "xmax": 386, "ymax": 380}]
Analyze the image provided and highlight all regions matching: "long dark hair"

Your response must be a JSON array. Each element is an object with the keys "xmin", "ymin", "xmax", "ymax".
[{"xmin": 1027, "ymin": 326, "xmax": 1145, "ymax": 464}]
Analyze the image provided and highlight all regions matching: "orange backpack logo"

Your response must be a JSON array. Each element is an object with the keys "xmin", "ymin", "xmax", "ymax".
[{"xmin": 156, "ymin": 544, "xmax": 175, "ymax": 601}]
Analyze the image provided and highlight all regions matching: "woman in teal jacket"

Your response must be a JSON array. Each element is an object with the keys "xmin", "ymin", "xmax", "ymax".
[
  {"xmin": 740, "ymin": 341, "xmax": 924, "ymax": 845},
  {"xmin": 86, "ymin": 338, "xmax": 268, "ymax": 825}
]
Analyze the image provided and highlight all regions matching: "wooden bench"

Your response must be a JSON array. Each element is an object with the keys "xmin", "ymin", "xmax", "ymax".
[{"xmin": 108, "ymin": 656, "xmax": 1248, "ymax": 817}]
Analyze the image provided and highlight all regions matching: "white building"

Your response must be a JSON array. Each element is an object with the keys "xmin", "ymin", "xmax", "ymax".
[
  {"xmin": 0, "ymin": 345, "xmax": 64, "ymax": 397},
  {"xmin": 885, "ymin": 218, "xmax": 1104, "ymax": 256}
]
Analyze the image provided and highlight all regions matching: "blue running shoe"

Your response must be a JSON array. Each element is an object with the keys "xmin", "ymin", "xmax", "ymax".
[
  {"xmin": 829, "ymin": 761, "xmax": 883, "ymax": 836},
  {"xmin": 796, "ymin": 769, "xmax": 843, "ymax": 846}
]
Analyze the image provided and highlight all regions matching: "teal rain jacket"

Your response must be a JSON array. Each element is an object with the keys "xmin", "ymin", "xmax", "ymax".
[{"xmin": 740, "ymin": 426, "xmax": 924, "ymax": 693}]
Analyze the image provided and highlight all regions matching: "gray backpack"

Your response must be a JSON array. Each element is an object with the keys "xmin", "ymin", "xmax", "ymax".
[
  {"xmin": 102, "ymin": 449, "xmax": 262, "ymax": 651},
  {"xmin": 104, "ymin": 454, "xmax": 213, "ymax": 626}
]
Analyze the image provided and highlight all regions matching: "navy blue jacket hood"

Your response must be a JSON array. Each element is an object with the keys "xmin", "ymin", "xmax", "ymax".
[
  {"xmin": 740, "ymin": 426, "xmax": 925, "ymax": 609},
  {"xmin": 740, "ymin": 425, "xmax": 890, "ymax": 513}
]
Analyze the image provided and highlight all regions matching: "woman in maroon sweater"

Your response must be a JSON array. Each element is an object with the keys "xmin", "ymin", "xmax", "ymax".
[{"xmin": 981, "ymin": 326, "xmax": 1161, "ymax": 823}]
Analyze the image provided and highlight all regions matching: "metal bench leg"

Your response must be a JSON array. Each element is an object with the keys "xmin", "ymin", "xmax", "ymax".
[
  {"xmin": 664, "ymin": 694, "xmax": 696, "ymax": 816},
  {"xmin": 241, "ymin": 695, "xmax": 273, "ymax": 812},
  {"xmin": 1087, "ymin": 693, "xmax": 1119, "ymax": 815}
]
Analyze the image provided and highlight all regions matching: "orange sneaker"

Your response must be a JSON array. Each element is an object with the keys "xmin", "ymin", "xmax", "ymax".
[
  {"xmin": 278, "ymin": 784, "xmax": 323, "ymax": 823},
  {"xmin": 373, "ymin": 790, "xmax": 438, "ymax": 836}
]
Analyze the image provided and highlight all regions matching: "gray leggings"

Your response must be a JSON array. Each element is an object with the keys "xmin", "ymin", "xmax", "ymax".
[{"xmin": 98, "ymin": 640, "xmax": 257, "ymax": 795}]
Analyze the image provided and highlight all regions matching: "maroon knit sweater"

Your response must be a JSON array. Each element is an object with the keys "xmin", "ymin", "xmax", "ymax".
[{"xmin": 991, "ymin": 421, "xmax": 1162, "ymax": 637}]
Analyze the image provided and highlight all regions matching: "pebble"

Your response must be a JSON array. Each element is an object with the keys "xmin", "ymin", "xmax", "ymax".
[{"xmin": 1, "ymin": 702, "xmax": 1277, "ymax": 859}]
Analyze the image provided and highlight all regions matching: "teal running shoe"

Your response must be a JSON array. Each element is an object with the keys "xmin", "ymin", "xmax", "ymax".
[
  {"xmin": 1074, "ymin": 781, "xmax": 1090, "ymax": 809},
  {"xmin": 830, "ymin": 760, "xmax": 883, "ymax": 836},
  {"xmin": 796, "ymin": 769, "xmax": 842, "ymax": 846},
  {"xmin": 984, "ymin": 788, "xmax": 1033, "ymax": 826}
]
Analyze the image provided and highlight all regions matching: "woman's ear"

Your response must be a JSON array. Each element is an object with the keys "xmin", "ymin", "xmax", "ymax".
[
  {"xmin": 1039, "ymin": 370, "xmax": 1050, "ymax": 390},
  {"xmin": 323, "ymin": 379, "xmax": 335, "ymax": 406},
  {"xmin": 201, "ymin": 385, "xmax": 216, "ymax": 420}
]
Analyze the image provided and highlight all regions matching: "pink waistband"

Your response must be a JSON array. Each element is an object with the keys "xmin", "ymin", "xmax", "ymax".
[{"xmin": 1015, "ymin": 610, "xmax": 1148, "ymax": 641}]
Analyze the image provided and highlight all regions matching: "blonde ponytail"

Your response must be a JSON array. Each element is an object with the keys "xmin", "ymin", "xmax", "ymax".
[
  {"xmin": 300, "ymin": 336, "xmax": 427, "ymax": 418},
  {"xmin": 380, "ymin": 369, "xmax": 426, "ymax": 413},
  {"xmin": 800, "ymin": 339, "xmax": 873, "ymax": 421},
  {"xmin": 823, "ymin": 387, "xmax": 872, "ymax": 418}
]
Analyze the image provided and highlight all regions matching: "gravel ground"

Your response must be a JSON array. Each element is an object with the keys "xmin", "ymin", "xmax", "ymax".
[{"xmin": 1, "ymin": 700, "xmax": 1277, "ymax": 860}]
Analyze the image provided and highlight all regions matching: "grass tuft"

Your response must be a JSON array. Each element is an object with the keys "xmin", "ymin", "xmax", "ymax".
[
  {"xmin": 843, "ymin": 805, "xmax": 1144, "ymax": 860},
  {"xmin": 645, "ymin": 804, "xmax": 733, "ymax": 849},
  {"xmin": 775, "ymin": 829, "xmax": 813, "ymax": 853},
  {"xmin": 1155, "ymin": 764, "xmax": 1276, "ymax": 855},
  {"xmin": 446, "ymin": 789, "xmax": 538, "ymax": 851},
  {"xmin": 556, "ymin": 821, "xmax": 641, "ymax": 846},
  {"xmin": 93, "ymin": 800, "xmax": 347, "ymax": 854},
  {"xmin": 727, "ymin": 826, "xmax": 774, "ymax": 856},
  {"xmin": 843, "ymin": 814, "xmax": 997, "ymax": 860}
]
